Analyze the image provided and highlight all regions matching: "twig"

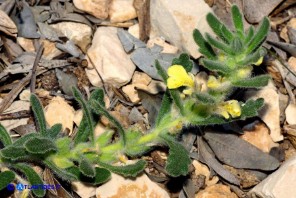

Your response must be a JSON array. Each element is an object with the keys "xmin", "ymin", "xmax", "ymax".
[
  {"xmin": 0, "ymin": 110, "xmax": 31, "ymax": 121},
  {"xmin": 30, "ymin": 44, "xmax": 44, "ymax": 93}
]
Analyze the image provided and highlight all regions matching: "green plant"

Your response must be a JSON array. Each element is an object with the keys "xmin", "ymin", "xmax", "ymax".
[{"xmin": 0, "ymin": 4, "xmax": 270, "ymax": 197}]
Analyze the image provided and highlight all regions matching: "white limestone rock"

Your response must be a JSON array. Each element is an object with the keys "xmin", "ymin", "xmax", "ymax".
[
  {"xmin": 73, "ymin": 0, "xmax": 110, "ymax": 19},
  {"xmin": 250, "ymin": 155, "xmax": 296, "ymax": 198},
  {"xmin": 150, "ymin": 0, "xmax": 214, "ymax": 58},
  {"xmin": 109, "ymin": 0, "xmax": 137, "ymax": 23},
  {"xmin": 85, "ymin": 27, "xmax": 135, "ymax": 87}
]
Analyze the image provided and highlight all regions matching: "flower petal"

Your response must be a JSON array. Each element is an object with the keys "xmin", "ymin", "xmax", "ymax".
[
  {"xmin": 167, "ymin": 65, "xmax": 194, "ymax": 89},
  {"xmin": 224, "ymin": 100, "xmax": 241, "ymax": 118}
]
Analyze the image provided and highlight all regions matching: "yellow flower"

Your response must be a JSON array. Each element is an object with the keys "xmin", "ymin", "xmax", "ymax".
[
  {"xmin": 207, "ymin": 75, "xmax": 220, "ymax": 89},
  {"xmin": 216, "ymin": 100, "xmax": 241, "ymax": 119},
  {"xmin": 254, "ymin": 56, "xmax": 263, "ymax": 66},
  {"xmin": 167, "ymin": 65, "xmax": 194, "ymax": 89},
  {"xmin": 237, "ymin": 66, "xmax": 252, "ymax": 78}
]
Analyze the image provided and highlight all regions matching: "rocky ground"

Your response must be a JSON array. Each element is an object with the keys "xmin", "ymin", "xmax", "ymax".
[{"xmin": 1, "ymin": 0, "xmax": 296, "ymax": 198}]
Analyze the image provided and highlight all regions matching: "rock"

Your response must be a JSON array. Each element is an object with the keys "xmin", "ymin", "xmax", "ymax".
[
  {"xmin": 96, "ymin": 173, "xmax": 170, "ymax": 198},
  {"xmin": 280, "ymin": 18, "xmax": 296, "ymax": 43},
  {"xmin": 195, "ymin": 184, "xmax": 238, "ymax": 198},
  {"xmin": 150, "ymin": 0, "xmax": 214, "ymax": 58},
  {"xmin": 0, "ymin": 99, "xmax": 30, "ymax": 132},
  {"xmin": 73, "ymin": 0, "xmax": 110, "ymax": 19},
  {"xmin": 17, "ymin": 38, "xmax": 62, "ymax": 60},
  {"xmin": 241, "ymin": 122, "xmax": 278, "ymax": 153},
  {"xmin": 128, "ymin": 24, "xmax": 140, "ymax": 39},
  {"xmin": 50, "ymin": 22, "xmax": 92, "ymax": 52},
  {"xmin": 44, "ymin": 96, "xmax": 75, "ymax": 134},
  {"xmin": 285, "ymin": 103, "xmax": 296, "ymax": 125},
  {"xmin": 86, "ymin": 27, "xmax": 135, "ymax": 87},
  {"xmin": 0, "ymin": 9, "xmax": 17, "ymax": 37},
  {"xmin": 147, "ymin": 37, "xmax": 179, "ymax": 54},
  {"xmin": 245, "ymin": 82, "xmax": 283, "ymax": 142},
  {"xmin": 192, "ymin": 160, "xmax": 219, "ymax": 186},
  {"xmin": 243, "ymin": 0, "xmax": 283, "ymax": 24},
  {"xmin": 72, "ymin": 181, "xmax": 96, "ymax": 198},
  {"xmin": 250, "ymin": 155, "xmax": 296, "ymax": 198},
  {"xmin": 132, "ymin": 71, "xmax": 152, "ymax": 85},
  {"xmin": 288, "ymin": 57, "xmax": 296, "ymax": 73},
  {"xmin": 109, "ymin": 0, "xmax": 137, "ymax": 23}
]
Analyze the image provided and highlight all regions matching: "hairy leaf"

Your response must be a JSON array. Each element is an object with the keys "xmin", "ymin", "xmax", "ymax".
[
  {"xmin": 0, "ymin": 145, "xmax": 27, "ymax": 160},
  {"xmin": 240, "ymin": 98, "xmax": 264, "ymax": 118},
  {"xmin": 201, "ymin": 59, "xmax": 232, "ymax": 74},
  {"xmin": 205, "ymin": 33, "xmax": 233, "ymax": 54},
  {"xmin": 161, "ymin": 135, "xmax": 191, "ymax": 177},
  {"xmin": 74, "ymin": 115, "xmax": 90, "ymax": 145},
  {"xmin": 125, "ymin": 130, "xmax": 151, "ymax": 156},
  {"xmin": 193, "ymin": 29, "xmax": 216, "ymax": 59},
  {"xmin": 230, "ymin": 37, "xmax": 244, "ymax": 54},
  {"xmin": 47, "ymin": 123, "xmax": 62, "ymax": 139},
  {"xmin": 30, "ymin": 94, "xmax": 47, "ymax": 135},
  {"xmin": 90, "ymin": 100, "xmax": 126, "ymax": 144},
  {"xmin": 204, "ymin": 132, "xmax": 280, "ymax": 170},
  {"xmin": 246, "ymin": 17, "xmax": 270, "ymax": 53},
  {"xmin": 231, "ymin": 4, "xmax": 244, "ymax": 36},
  {"xmin": 244, "ymin": 26, "xmax": 255, "ymax": 44},
  {"xmin": 172, "ymin": 53, "xmax": 193, "ymax": 72},
  {"xmin": 237, "ymin": 48, "xmax": 266, "ymax": 66},
  {"xmin": 79, "ymin": 157, "xmax": 95, "ymax": 178},
  {"xmin": 0, "ymin": 171, "xmax": 15, "ymax": 191},
  {"xmin": 89, "ymin": 88, "xmax": 105, "ymax": 107},
  {"xmin": 13, "ymin": 163, "xmax": 45, "ymax": 197},
  {"xmin": 194, "ymin": 92, "xmax": 216, "ymax": 104},
  {"xmin": 206, "ymin": 13, "xmax": 231, "ymax": 43},
  {"xmin": 24, "ymin": 137, "xmax": 57, "ymax": 155},
  {"xmin": 155, "ymin": 60, "xmax": 169, "ymax": 81},
  {"xmin": 232, "ymin": 75, "xmax": 270, "ymax": 88},
  {"xmin": 98, "ymin": 160, "xmax": 146, "ymax": 177},
  {"xmin": 43, "ymin": 160, "xmax": 78, "ymax": 181},
  {"xmin": 12, "ymin": 133, "xmax": 40, "ymax": 146},
  {"xmin": 0, "ymin": 124, "xmax": 12, "ymax": 146},
  {"xmin": 96, "ymin": 130, "xmax": 114, "ymax": 148},
  {"xmin": 67, "ymin": 166, "xmax": 111, "ymax": 185},
  {"xmin": 156, "ymin": 90, "xmax": 172, "ymax": 126},
  {"xmin": 72, "ymin": 87, "xmax": 95, "ymax": 143}
]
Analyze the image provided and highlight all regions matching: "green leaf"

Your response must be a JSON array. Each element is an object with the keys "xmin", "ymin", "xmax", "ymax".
[
  {"xmin": 193, "ymin": 29, "xmax": 216, "ymax": 59},
  {"xmin": 0, "ymin": 145, "xmax": 27, "ymax": 160},
  {"xmin": 12, "ymin": 133, "xmax": 40, "ymax": 146},
  {"xmin": 30, "ymin": 94, "xmax": 47, "ymax": 136},
  {"xmin": 89, "ymin": 88, "xmax": 105, "ymax": 107},
  {"xmin": 98, "ymin": 160, "xmax": 146, "ymax": 177},
  {"xmin": 190, "ymin": 115, "xmax": 227, "ymax": 125},
  {"xmin": 72, "ymin": 87, "xmax": 95, "ymax": 144},
  {"xmin": 90, "ymin": 100, "xmax": 126, "ymax": 144},
  {"xmin": 231, "ymin": 5, "xmax": 244, "ymax": 36},
  {"xmin": 24, "ymin": 137, "xmax": 57, "ymax": 155},
  {"xmin": 221, "ymin": 25, "xmax": 234, "ymax": 43},
  {"xmin": 241, "ymin": 98, "xmax": 264, "ymax": 119},
  {"xmin": 205, "ymin": 33, "xmax": 233, "ymax": 54},
  {"xmin": 237, "ymin": 47, "xmax": 266, "ymax": 66},
  {"xmin": 0, "ymin": 171, "xmax": 15, "ymax": 191},
  {"xmin": 55, "ymin": 137, "xmax": 71, "ymax": 155},
  {"xmin": 172, "ymin": 53, "xmax": 193, "ymax": 72},
  {"xmin": 13, "ymin": 163, "xmax": 45, "ymax": 197},
  {"xmin": 206, "ymin": 13, "xmax": 231, "ymax": 43},
  {"xmin": 47, "ymin": 123, "xmax": 62, "ymax": 139},
  {"xmin": 96, "ymin": 130, "xmax": 114, "ymax": 148},
  {"xmin": 194, "ymin": 92, "xmax": 216, "ymax": 104},
  {"xmin": 125, "ymin": 130, "xmax": 151, "ymax": 157},
  {"xmin": 244, "ymin": 26, "xmax": 254, "ymax": 44},
  {"xmin": 156, "ymin": 90, "xmax": 172, "ymax": 127},
  {"xmin": 74, "ymin": 115, "xmax": 90, "ymax": 145},
  {"xmin": 79, "ymin": 157, "xmax": 95, "ymax": 178},
  {"xmin": 43, "ymin": 160, "xmax": 78, "ymax": 181},
  {"xmin": 232, "ymin": 75, "xmax": 270, "ymax": 88},
  {"xmin": 160, "ymin": 134, "xmax": 191, "ymax": 177},
  {"xmin": 0, "ymin": 124, "xmax": 12, "ymax": 146},
  {"xmin": 230, "ymin": 37, "xmax": 244, "ymax": 54},
  {"xmin": 155, "ymin": 60, "xmax": 169, "ymax": 81},
  {"xmin": 201, "ymin": 59, "xmax": 232, "ymax": 74},
  {"xmin": 67, "ymin": 166, "xmax": 111, "ymax": 185},
  {"xmin": 246, "ymin": 17, "xmax": 270, "ymax": 53}
]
